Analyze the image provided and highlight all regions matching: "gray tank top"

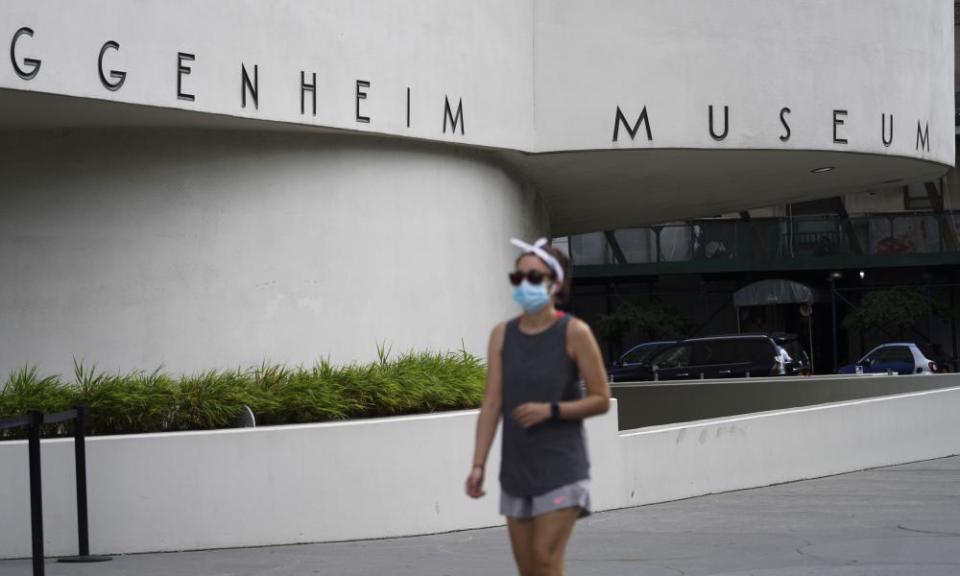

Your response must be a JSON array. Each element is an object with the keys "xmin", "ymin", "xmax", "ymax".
[{"xmin": 499, "ymin": 314, "xmax": 590, "ymax": 497}]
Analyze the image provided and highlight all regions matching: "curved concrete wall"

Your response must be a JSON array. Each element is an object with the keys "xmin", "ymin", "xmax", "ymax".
[
  {"xmin": 0, "ymin": 0, "xmax": 954, "ymax": 369},
  {"xmin": 1, "ymin": 0, "xmax": 952, "ymax": 231},
  {"xmin": 534, "ymin": 0, "xmax": 954, "ymax": 162},
  {"xmin": 1, "ymin": 0, "xmax": 951, "ymax": 162},
  {"xmin": 0, "ymin": 0, "xmax": 536, "ymax": 149},
  {"xmin": 0, "ymin": 131, "xmax": 547, "ymax": 376},
  {"xmin": 1, "ymin": 383, "xmax": 959, "ymax": 559}
]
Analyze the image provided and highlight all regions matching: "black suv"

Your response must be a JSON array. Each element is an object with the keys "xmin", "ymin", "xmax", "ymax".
[
  {"xmin": 607, "ymin": 341, "xmax": 677, "ymax": 383},
  {"xmin": 645, "ymin": 334, "xmax": 810, "ymax": 381}
]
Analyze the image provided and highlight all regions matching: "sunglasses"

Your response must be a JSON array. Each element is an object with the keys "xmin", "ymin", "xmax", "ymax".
[{"xmin": 508, "ymin": 270, "xmax": 554, "ymax": 286}]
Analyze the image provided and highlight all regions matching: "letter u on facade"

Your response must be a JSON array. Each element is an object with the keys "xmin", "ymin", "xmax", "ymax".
[
  {"xmin": 709, "ymin": 105, "xmax": 729, "ymax": 141},
  {"xmin": 882, "ymin": 114, "xmax": 893, "ymax": 147}
]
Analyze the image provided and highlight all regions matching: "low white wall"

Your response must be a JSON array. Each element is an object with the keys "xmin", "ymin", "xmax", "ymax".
[
  {"xmin": 0, "ymin": 409, "xmax": 509, "ymax": 558},
  {"xmin": 2, "ymin": 386, "xmax": 960, "ymax": 559},
  {"xmin": 610, "ymin": 387, "xmax": 960, "ymax": 509}
]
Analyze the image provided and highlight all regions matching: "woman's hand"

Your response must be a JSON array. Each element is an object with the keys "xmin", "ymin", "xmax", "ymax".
[
  {"xmin": 512, "ymin": 402, "xmax": 551, "ymax": 428},
  {"xmin": 465, "ymin": 465, "xmax": 486, "ymax": 498}
]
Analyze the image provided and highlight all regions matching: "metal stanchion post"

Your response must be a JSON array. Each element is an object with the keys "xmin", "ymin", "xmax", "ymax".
[
  {"xmin": 28, "ymin": 410, "xmax": 45, "ymax": 576},
  {"xmin": 76, "ymin": 405, "xmax": 89, "ymax": 556},
  {"xmin": 59, "ymin": 406, "xmax": 111, "ymax": 564}
]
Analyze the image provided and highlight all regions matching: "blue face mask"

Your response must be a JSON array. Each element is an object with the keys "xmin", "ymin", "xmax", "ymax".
[{"xmin": 512, "ymin": 280, "xmax": 552, "ymax": 314}]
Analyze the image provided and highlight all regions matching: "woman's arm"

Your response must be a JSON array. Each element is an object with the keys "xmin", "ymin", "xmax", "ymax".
[
  {"xmin": 465, "ymin": 322, "xmax": 505, "ymax": 498},
  {"xmin": 511, "ymin": 318, "xmax": 610, "ymax": 427},
  {"xmin": 560, "ymin": 318, "xmax": 611, "ymax": 419}
]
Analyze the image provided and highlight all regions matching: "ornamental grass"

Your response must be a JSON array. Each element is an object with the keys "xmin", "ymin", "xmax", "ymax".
[{"xmin": 0, "ymin": 348, "xmax": 485, "ymax": 439}]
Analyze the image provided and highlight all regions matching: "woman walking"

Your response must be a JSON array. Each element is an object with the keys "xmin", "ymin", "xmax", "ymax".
[{"xmin": 466, "ymin": 238, "xmax": 610, "ymax": 576}]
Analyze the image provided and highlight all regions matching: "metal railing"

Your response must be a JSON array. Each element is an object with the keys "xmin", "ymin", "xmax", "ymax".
[
  {"xmin": 0, "ymin": 406, "xmax": 111, "ymax": 575},
  {"xmin": 571, "ymin": 211, "xmax": 960, "ymax": 266}
]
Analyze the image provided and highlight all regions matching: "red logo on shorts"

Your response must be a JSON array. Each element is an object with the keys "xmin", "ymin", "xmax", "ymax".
[{"xmin": 553, "ymin": 495, "xmax": 567, "ymax": 505}]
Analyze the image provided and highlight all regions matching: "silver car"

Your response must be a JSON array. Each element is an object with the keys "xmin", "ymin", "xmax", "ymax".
[{"xmin": 839, "ymin": 343, "xmax": 940, "ymax": 375}]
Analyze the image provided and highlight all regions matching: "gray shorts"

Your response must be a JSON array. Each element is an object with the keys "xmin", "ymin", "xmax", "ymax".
[{"xmin": 500, "ymin": 479, "xmax": 591, "ymax": 519}]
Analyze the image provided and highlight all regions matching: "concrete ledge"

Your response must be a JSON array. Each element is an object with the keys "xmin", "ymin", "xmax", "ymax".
[
  {"xmin": 605, "ymin": 386, "xmax": 960, "ymax": 510},
  {"xmin": 2, "ymin": 384, "xmax": 959, "ymax": 559},
  {"xmin": 611, "ymin": 373, "xmax": 960, "ymax": 429}
]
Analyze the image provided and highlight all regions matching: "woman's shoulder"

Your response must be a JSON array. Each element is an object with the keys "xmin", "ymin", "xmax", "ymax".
[
  {"xmin": 493, "ymin": 317, "xmax": 520, "ymax": 332},
  {"xmin": 559, "ymin": 312, "xmax": 583, "ymax": 329},
  {"xmin": 563, "ymin": 314, "xmax": 594, "ymax": 340},
  {"xmin": 486, "ymin": 321, "xmax": 509, "ymax": 357},
  {"xmin": 489, "ymin": 319, "xmax": 512, "ymax": 345}
]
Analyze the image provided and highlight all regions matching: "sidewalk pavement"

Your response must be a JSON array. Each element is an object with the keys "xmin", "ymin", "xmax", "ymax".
[{"xmin": 2, "ymin": 456, "xmax": 958, "ymax": 575}]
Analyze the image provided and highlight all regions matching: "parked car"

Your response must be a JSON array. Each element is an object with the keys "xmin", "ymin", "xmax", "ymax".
[
  {"xmin": 607, "ymin": 341, "xmax": 676, "ymax": 382},
  {"xmin": 644, "ymin": 334, "xmax": 810, "ymax": 381},
  {"xmin": 838, "ymin": 343, "xmax": 941, "ymax": 375}
]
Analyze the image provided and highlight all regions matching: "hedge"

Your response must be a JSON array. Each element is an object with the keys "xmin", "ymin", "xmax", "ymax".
[{"xmin": 0, "ymin": 348, "xmax": 485, "ymax": 439}]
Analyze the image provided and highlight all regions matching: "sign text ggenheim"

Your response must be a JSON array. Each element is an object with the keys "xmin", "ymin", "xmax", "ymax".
[
  {"xmin": 8, "ymin": 26, "xmax": 467, "ymax": 137},
  {"xmin": 9, "ymin": 25, "xmax": 933, "ymax": 152}
]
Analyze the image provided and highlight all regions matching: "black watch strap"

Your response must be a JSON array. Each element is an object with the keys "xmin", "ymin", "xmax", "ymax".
[{"xmin": 550, "ymin": 401, "xmax": 560, "ymax": 421}]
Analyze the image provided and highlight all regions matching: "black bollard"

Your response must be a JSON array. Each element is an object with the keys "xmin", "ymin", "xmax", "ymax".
[
  {"xmin": 76, "ymin": 405, "xmax": 89, "ymax": 556},
  {"xmin": 58, "ymin": 406, "xmax": 111, "ymax": 563},
  {"xmin": 27, "ymin": 410, "xmax": 45, "ymax": 576}
]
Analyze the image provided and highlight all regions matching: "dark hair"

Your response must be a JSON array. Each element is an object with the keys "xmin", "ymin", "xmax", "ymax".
[{"xmin": 515, "ymin": 244, "xmax": 571, "ymax": 305}]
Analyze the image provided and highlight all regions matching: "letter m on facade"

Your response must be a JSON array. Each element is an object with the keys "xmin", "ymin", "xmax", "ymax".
[
  {"xmin": 916, "ymin": 121, "xmax": 931, "ymax": 152},
  {"xmin": 613, "ymin": 106, "xmax": 653, "ymax": 142},
  {"xmin": 444, "ymin": 96, "xmax": 464, "ymax": 135}
]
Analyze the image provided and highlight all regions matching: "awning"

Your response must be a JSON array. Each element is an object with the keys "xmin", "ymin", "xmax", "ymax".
[{"xmin": 733, "ymin": 279, "xmax": 816, "ymax": 307}]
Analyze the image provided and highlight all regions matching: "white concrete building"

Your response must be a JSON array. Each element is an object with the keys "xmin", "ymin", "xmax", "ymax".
[{"xmin": 0, "ymin": 0, "xmax": 954, "ymax": 376}]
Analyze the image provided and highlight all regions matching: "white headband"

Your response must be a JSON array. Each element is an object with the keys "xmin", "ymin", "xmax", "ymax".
[{"xmin": 510, "ymin": 237, "xmax": 565, "ymax": 285}]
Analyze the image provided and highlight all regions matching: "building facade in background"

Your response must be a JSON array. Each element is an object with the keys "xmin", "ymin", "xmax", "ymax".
[
  {"xmin": 0, "ymin": 0, "xmax": 954, "ymax": 376},
  {"xmin": 567, "ymin": 2, "xmax": 960, "ymax": 373}
]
